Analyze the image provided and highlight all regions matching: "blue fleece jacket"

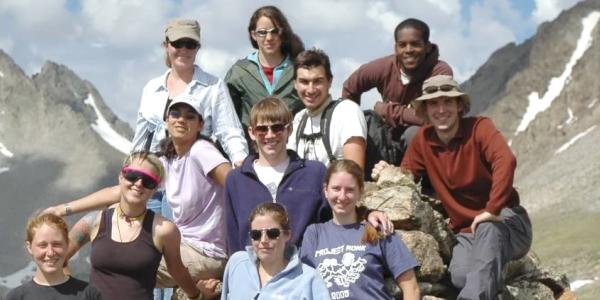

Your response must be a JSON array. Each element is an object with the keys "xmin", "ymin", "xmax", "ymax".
[
  {"xmin": 221, "ymin": 245, "xmax": 331, "ymax": 300},
  {"xmin": 225, "ymin": 151, "xmax": 331, "ymax": 254}
]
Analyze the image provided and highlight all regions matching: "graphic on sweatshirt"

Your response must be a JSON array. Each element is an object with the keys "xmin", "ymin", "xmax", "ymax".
[{"xmin": 316, "ymin": 252, "xmax": 367, "ymax": 288}]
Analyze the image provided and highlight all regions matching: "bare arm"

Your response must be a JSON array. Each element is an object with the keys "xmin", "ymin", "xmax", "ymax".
[
  {"xmin": 65, "ymin": 211, "xmax": 100, "ymax": 265},
  {"xmin": 396, "ymin": 270, "xmax": 420, "ymax": 300},
  {"xmin": 208, "ymin": 162, "xmax": 232, "ymax": 187},
  {"xmin": 45, "ymin": 186, "xmax": 120, "ymax": 217},
  {"xmin": 157, "ymin": 220, "xmax": 203, "ymax": 299},
  {"xmin": 342, "ymin": 137, "xmax": 366, "ymax": 170}
]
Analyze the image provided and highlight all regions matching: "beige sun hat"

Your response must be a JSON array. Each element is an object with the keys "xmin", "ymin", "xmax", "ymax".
[
  {"xmin": 165, "ymin": 19, "xmax": 201, "ymax": 42},
  {"xmin": 412, "ymin": 75, "xmax": 470, "ymax": 115}
]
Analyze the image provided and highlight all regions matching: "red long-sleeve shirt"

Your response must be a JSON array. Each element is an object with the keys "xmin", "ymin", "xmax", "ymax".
[{"xmin": 401, "ymin": 117, "xmax": 520, "ymax": 233}]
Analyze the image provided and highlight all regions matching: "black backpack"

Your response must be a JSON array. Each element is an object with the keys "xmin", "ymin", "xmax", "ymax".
[
  {"xmin": 295, "ymin": 100, "xmax": 340, "ymax": 163},
  {"xmin": 295, "ymin": 100, "xmax": 403, "ymax": 180}
]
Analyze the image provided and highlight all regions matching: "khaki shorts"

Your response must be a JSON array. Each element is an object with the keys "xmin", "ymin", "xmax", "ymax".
[{"xmin": 156, "ymin": 241, "xmax": 226, "ymax": 288}]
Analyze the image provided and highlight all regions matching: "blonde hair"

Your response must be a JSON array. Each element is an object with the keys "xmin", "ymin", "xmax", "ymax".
[
  {"xmin": 325, "ymin": 160, "xmax": 384, "ymax": 245},
  {"xmin": 250, "ymin": 97, "xmax": 293, "ymax": 127},
  {"xmin": 26, "ymin": 213, "xmax": 69, "ymax": 244},
  {"xmin": 123, "ymin": 152, "xmax": 165, "ymax": 185}
]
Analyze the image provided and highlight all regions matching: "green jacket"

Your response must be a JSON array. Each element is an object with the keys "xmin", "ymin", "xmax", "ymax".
[{"xmin": 225, "ymin": 58, "xmax": 303, "ymax": 127}]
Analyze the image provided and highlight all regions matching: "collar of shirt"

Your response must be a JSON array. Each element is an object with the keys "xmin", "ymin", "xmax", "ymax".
[
  {"xmin": 425, "ymin": 118, "xmax": 467, "ymax": 148},
  {"xmin": 148, "ymin": 65, "xmax": 212, "ymax": 93}
]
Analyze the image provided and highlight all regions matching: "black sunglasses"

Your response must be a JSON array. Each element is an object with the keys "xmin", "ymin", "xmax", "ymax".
[
  {"xmin": 423, "ymin": 84, "xmax": 456, "ymax": 94},
  {"xmin": 253, "ymin": 123, "xmax": 289, "ymax": 135},
  {"xmin": 169, "ymin": 39, "xmax": 199, "ymax": 50},
  {"xmin": 121, "ymin": 167, "xmax": 159, "ymax": 189},
  {"xmin": 168, "ymin": 109, "xmax": 199, "ymax": 121},
  {"xmin": 249, "ymin": 228, "xmax": 284, "ymax": 241},
  {"xmin": 254, "ymin": 27, "xmax": 281, "ymax": 38}
]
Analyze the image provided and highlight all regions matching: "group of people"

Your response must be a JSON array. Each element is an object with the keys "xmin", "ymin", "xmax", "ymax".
[{"xmin": 8, "ymin": 4, "xmax": 532, "ymax": 300}]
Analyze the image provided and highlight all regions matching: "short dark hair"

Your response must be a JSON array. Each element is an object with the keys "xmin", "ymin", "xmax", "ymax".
[
  {"xmin": 293, "ymin": 48, "xmax": 333, "ymax": 81},
  {"xmin": 394, "ymin": 18, "xmax": 430, "ymax": 43}
]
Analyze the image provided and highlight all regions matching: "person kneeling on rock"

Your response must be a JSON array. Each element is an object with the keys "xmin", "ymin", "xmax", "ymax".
[{"xmin": 373, "ymin": 75, "xmax": 532, "ymax": 300}]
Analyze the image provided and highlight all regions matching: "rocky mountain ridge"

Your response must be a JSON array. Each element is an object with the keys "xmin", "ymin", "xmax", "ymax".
[{"xmin": 0, "ymin": 49, "xmax": 132, "ymax": 291}]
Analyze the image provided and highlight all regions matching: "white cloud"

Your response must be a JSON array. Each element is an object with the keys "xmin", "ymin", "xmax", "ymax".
[
  {"xmin": 0, "ymin": 0, "xmax": 582, "ymax": 128},
  {"xmin": 80, "ymin": 0, "xmax": 171, "ymax": 49},
  {"xmin": 532, "ymin": 0, "xmax": 581, "ymax": 24},
  {"xmin": 0, "ymin": 0, "xmax": 70, "ymax": 33}
]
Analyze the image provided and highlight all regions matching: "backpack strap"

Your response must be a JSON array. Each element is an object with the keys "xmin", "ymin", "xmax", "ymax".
[
  {"xmin": 295, "ymin": 110, "xmax": 310, "ymax": 151},
  {"xmin": 320, "ymin": 99, "xmax": 341, "ymax": 162},
  {"xmin": 296, "ymin": 99, "xmax": 342, "ymax": 162}
]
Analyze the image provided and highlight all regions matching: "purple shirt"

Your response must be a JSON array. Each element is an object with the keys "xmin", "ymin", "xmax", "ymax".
[
  {"xmin": 300, "ymin": 221, "xmax": 418, "ymax": 300},
  {"xmin": 162, "ymin": 139, "xmax": 228, "ymax": 258}
]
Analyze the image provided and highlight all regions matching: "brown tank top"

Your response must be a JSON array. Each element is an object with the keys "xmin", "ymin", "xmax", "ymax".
[{"xmin": 90, "ymin": 208, "xmax": 161, "ymax": 300}]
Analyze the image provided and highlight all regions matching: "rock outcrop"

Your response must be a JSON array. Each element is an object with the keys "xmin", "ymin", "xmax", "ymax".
[{"xmin": 362, "ymin": 166, "xmax": 573, "ymax": 300}]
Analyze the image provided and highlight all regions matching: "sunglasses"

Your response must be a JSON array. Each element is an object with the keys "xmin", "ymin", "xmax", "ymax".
[
  {"xmin": 254, "ymin": 27, "xmax": 281, "ymax": 38},
  {"xmin": 253, "ymin": 123, "xmax": 289, "ymax": 136},
  {"xmin": 423, "ymin": 84, "xmax": 456, "ymax": 94},
  {"xmin": 169, "ymin": 39, "xmax": 199, "ymax": 50},
  {"xmin": 249, "ymin": 228, "xmax": 285, "ymax": 241},
  {"xmin": 168, "ymin": 109, "xmax": 199, "ymax": 121},
  {"xmin": 121, "ymin": 167, "xmax": 160, "ymax": 189}
]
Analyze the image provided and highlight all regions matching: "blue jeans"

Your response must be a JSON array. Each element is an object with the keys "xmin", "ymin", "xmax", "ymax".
[{"xmin": 148, "ymin": 189, "xmax": 174, "ymax": 300}]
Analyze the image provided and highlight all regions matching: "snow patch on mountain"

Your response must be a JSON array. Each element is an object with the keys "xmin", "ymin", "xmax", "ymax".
[
  {"xmin": 0, "ymin": 261, "xmax": 35, "ymax": 289},
  {"xmin": 555, "ymin": 125, "xmax": 597, "ymax": 154},
  {"xmin": 0, "ymin": 142, "xmax": 14, "ymax": 158},
  {"xmin": 84, "ymin": 94, "xmax": 132, "ymax": 154},
  {"xmin": 515, "ymin": 11, "xmax": 600, "ymax": 135}
]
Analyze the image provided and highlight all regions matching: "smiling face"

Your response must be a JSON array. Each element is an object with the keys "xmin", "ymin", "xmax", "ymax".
[
  {"xmin": 165, "ymin": 38, "xmax": 199, "ymax": 69},
  {"xmin": 294, "ymin": 66, "xmax": 332, "ymax": 111},
  {"xmin": 251, "ymin": 16, "xmax": 283, "ymax": 57},
  {"xmin": 119, "ymin": 158, "xmax": 160, "ymax": 206},
  {"xmin": 324, "ymin": 171, "xmax": 361, "ymax": 222},
  {"xmin": 424, "ymin": 96, "xmax": 462, "ymax": 138},
  {"xmin": 395, "ymin": 27, "xmax": 431, "ymax": 74},
  {"xmin": 166, "ymin": 103, "xmax": 203, "ymax": 144},
  {"xmin": 250, "ymin": 214, "xmax": 290, "ymax": 265},
  {"xmin": 27, "ymin": 223, "xmax": 68, "ymax": 277},
  {"xmin": 249, "ymin": 119, "xmax": 291, "ymax": 160}
]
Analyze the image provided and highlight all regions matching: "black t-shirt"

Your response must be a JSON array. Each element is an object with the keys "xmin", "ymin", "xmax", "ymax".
[{"xmin": 5, "ymin": 277, "xmax": 102, "ymax": 300}]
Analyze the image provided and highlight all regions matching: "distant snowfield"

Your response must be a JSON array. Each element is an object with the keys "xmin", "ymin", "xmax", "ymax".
[
  {"xmin": 0, "ymin": 142, "xmax": 14, "ymax": 158},
  {"xmin": 0, "ymin": 261, "xmax": 35, "ymax": 289},
  {"xmin": 555, "ymin": 125, "xmax": 597, "ymax": 154},
  {"xmin": 0, "ymin": 71, "xmax": 4, "ymax": 78},
  {"xmin": 571, "ymin": 277, "xmax": 598, "ymax": 291},
  {"xmin": 84, "ymin": 94, "xmax": 132, "ymax": 154},
  {"xmin": 515, "ymin": 11, "xmax": 600, "ymax": 135},
  {"xmin": 0, "ymin": 167, "xmax": 9, "ymax": 174}
]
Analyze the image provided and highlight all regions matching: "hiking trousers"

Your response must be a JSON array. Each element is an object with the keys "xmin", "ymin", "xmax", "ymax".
[{"xmin": 449, "ymin": 206, "xmax": 532, "ymax": 300}]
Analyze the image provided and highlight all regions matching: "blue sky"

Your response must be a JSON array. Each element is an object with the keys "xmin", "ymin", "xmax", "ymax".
[{"xmin": 0, "ymin": 0, "xmax": 583, "ymax": 126}]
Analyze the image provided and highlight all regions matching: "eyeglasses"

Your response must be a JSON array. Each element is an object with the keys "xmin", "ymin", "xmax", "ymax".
[
  {"xmin": 168, "ymin": 109, "xmax": 199, "ymax": 121},
  {"xmin": 121, "ymin": 167, "xmax": 160, "ymax": 189},
  {"xmin": 169, "ymin": 39, "xmax": 199, "ymax": 50},
  {"xmin": 254, "ymin": 27, "xmax": 281, "ymax": 38},
  {"xmin": 423, "ymin": 84, "xmax": 456, "ymax": 94},
  {"xmin": 249, "ymin": 228, "xmax": 285, "ymax": 241},
  {"xmin": 252, "ymin": 123, "xmax": 289, "ymax": 136}
]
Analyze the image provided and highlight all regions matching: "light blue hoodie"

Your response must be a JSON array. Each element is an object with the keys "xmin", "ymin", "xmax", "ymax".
[{"xmin": 221, "ymin": 245, "xmax": 331, "ymax": 300}]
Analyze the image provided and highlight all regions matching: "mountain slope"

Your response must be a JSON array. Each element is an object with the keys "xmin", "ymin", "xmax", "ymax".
[
  {"xmin": 461, "ymin": 0, "xmax": 600, "ymax": 297},
  {"xmin": 0, "ymin": 50, "xmax": 132, "ymax": 287}
]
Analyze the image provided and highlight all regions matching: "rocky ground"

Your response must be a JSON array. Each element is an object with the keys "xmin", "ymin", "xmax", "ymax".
[
  {"xmin": 531, "ymin": 206, "xmax": 600, "ymax": 300},
  {"xmin": 364, "ymin": 166, "xmax": 575, "ymax": 299}
]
